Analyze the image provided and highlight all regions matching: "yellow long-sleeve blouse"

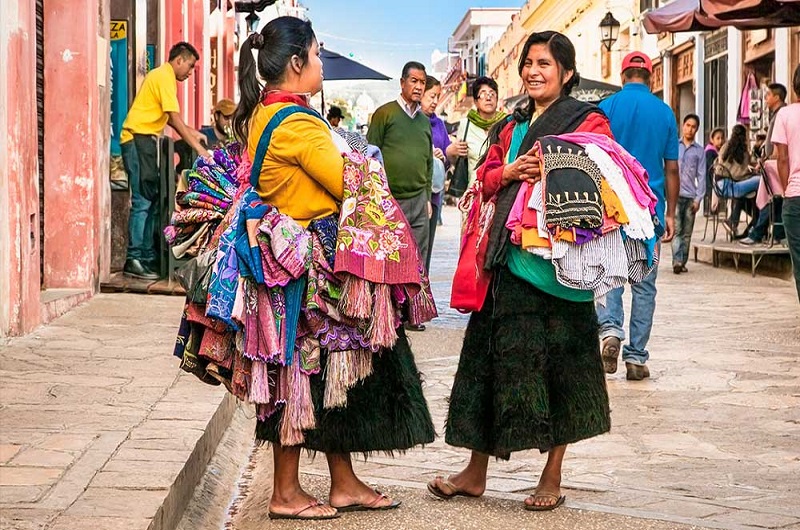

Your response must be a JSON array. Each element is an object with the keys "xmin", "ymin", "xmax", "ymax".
[{"xmin": 247, "ymin": 101, "xmax": 345, "ymax": 227}]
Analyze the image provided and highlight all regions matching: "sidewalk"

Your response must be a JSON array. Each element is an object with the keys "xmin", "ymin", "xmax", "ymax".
[{"xmin": 0, "ymin": 294, "xmax": 232, "ymax": 530}]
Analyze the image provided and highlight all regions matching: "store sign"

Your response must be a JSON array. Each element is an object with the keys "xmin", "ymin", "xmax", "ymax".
[
  {"xmin": 110, "ymin": 20, "xmax": 127, "ymax": 40},
  {"xmin": 210, "ymin": 37, "xmax": 218, "ymax": 106}
]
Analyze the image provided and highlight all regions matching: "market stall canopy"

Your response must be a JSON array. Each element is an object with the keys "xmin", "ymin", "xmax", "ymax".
[
  {"xmin": 321, "ymin": 49, "xmax": 391, "ymax": 81},
  {"xmin": 504, "ymin": 77, "xmax": 620, "ymax": 108},
  {"xmin": 701, "ymin": 0, "xmax": 800, "ymax": 19},
  {"xmin": 643, "ymin": 0, "xmax": 800, "ymax": 33}
]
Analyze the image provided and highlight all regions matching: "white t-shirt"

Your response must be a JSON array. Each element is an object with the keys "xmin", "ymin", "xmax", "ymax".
[{"xmin": 770, "ymin": 103, "xmax": 800, "ymax": 198}]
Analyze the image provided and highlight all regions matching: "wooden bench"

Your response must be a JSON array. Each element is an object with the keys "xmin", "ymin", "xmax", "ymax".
[{"xmin": 692, "ymin": 241, "xmax": 790, "ymax": 277}]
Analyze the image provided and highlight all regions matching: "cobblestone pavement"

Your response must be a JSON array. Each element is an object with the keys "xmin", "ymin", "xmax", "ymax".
[{"xmin": 292, "ymin": 206, "xmax": 800, "ymax": 530}]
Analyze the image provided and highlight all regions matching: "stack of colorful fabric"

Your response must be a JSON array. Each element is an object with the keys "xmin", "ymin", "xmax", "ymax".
[
  {"xmin": 505, "ymin": 132, "xmax": 662, "ymax": 301},
  {"xmin": 172, "ymin": 150, "xmax": 437, "ymax": 446},
  {"xmin": 163, "ymin": 143, "xmax": 244, "ymax": 259}
]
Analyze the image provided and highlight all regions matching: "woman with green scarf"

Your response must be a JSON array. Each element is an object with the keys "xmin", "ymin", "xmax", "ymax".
[{"xmin": 449, "ymin": 76, "xmax": 507, "ymax": 186}]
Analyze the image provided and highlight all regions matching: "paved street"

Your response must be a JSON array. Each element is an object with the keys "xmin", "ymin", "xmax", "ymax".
[
  {"xmin": 242, "ymin": 206, "xmax": 800, "ymax": 530},
  {"xmin": 2, "ymin": 206, "xmax": 799, "ymax": 530}
]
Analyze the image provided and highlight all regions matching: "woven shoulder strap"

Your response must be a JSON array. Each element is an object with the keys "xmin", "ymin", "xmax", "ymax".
[{"xmin": 249, "ymin": 105, "xmax": 326, "ymax": 187}]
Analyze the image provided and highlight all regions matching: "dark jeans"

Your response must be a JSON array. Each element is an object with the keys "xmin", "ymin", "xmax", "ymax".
[
  {"xmin": 396, "ymin": 192, "xmax": 430, "ymax": 268},
  {"xmin": 121, "ymin": 135, "xmax": 159, "ymax": 262},
  {"xmin": 748, "ymin": 196, "xmax": 785, "ymax": 241},
  {"xmin": 426, "ymin": 201, "xmax": 440, "ymax": 273},
  {"xmin": 672, "ymin": 197, "xmax": 697, "ymax": 266},
  {"xmin": 782, "ymin": 196, "xmax": 800, "ymax": 302}
]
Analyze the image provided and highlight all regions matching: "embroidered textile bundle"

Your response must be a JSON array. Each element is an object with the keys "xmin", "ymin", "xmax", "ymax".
[
  {"xmin": 170, "ymin": 150, "xmax": 436, "ymax": 447},
  {"xmin": 505, "ymin": 132, "xmax": 662, "ymax": 300},
  {"xmin": 163, "ymin": 143, "xmax": 244, "ymax": 259}
]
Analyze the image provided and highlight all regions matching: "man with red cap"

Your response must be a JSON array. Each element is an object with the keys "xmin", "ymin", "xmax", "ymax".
[{"xmin": 595, "ymin": 51, "xmax": 680, "ymax": 381}]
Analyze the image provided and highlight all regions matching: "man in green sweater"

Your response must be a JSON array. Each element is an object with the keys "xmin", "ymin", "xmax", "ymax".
[{"xmin": 368, "ymin": 62, "xmax": 433, "ymax": 326}]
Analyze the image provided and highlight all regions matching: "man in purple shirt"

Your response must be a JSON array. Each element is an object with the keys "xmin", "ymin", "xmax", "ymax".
[{"xmin": 673, "ymin": 113, "xmax": 706, "ymax": 274}]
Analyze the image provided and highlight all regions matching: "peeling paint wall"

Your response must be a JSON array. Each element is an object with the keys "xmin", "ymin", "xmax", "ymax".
[
  {"xmin": 43, "ymin": 0, "xmax": 111, "ymax": 290},
  {"xmin": 1, "ymin": 0, "xmax": 111, "ymax": 337},
  {"xmin": 0, "ymin": 1, "xmax": 41, "ymax": 337}
]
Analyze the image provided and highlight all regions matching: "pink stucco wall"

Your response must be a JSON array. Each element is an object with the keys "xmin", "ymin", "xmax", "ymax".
[
  {"xmin": 0, "ymin": 0, "xmax": 111, "ymax": 336},
  {"xmin": 42, "ymin": 0, "xmax": 111, "ymax": 290},
  {"xmin": 0, "ymin": 1, "xmax": 41, "ymax": 336}
]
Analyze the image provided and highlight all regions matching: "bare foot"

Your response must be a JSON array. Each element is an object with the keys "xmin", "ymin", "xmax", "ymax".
[
  {"xmin": 330, "ymin": 479, "xmax": 397, "ymax": 509},
  {"xmin": 269, "ymin": 489, "xmax": 337, "ymax": 518}
]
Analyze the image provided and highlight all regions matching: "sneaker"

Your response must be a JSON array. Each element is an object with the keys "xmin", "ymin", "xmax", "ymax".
[
  {"xmin": 123, "ymin": 258, "xmax": 159, "ymax": 280},
  {"xmin": 601, "ymin": 337, "xmax": 620, "ymax": 374},
  {"xmin": 625, "ymin": 362, "xmax": 650, "ymax": 381},
  {"xmin": 672, "ymin": 264, "xmax": 682, "ymax": 274},
  {"xmin": 738, "ymin": 237, "xmax": 759, "ymax": 245}
]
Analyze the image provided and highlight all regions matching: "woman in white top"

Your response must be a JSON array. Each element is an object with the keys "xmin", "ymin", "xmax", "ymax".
[{"xmin": 449, "ymin": 76, "xmax": 507, "ymax": 185}]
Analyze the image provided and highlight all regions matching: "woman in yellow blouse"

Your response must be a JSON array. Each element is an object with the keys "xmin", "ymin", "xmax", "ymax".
[{"xmin": 231, "ymin": 16, "xmax": 433, "ymax": 521}]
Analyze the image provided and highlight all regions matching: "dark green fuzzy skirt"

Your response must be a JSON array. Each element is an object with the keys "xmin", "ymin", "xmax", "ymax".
[
  {"xmin": 445, "ymin": 268, "xmax": 610, "ymax": 459},
  {"xmin": 256, "ymin": 328, "xmax": 435, "ymax": 454}
]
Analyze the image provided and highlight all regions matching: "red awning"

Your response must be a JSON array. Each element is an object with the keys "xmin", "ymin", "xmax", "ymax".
[
  {"xmin": 642, "ymin": 0, "xmax": 721, "ymax": 33},
  {"xmin": 701, "ymin": 0, "xmax": 800, "ymax": 19},
  {"xmin": 643, "ymin": 0, "xmax": 800, "ymax": 33}
]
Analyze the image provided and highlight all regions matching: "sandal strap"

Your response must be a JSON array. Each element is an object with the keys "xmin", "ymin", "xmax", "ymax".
[
  {"xmin": 365, "ymin": 490, "xmax": 388, "ymax": 508},
  {"xmin": 293, "ymin": 500, "xmax": 323, "ymax": 517}
]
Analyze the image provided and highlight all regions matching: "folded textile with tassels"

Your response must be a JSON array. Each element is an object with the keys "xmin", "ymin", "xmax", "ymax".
[{"xmin": 333, "ymin": 151, "xmax": 437, "ymax": 350}]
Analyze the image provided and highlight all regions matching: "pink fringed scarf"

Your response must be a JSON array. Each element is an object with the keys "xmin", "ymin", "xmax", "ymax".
[{"xmin": 334, "ymin": 152, "xmax": 437, "ymax": 347}]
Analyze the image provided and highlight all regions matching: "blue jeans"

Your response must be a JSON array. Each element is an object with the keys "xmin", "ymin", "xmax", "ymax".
[
  {"xmin": 595, "ymin": 243, "xmax": 660, "ymax": 365},
  {"xmin": 121, "ymin": 138, "xmax": 158, "ymax": 262},
  {"xmin": 782, "ymin": 196, "xmax": 800, "ymax": 302},
  {"xmin": 717, "ymin": 176, "xmax": 760, "ymax": 198},
  {"xmin": 672, "ymin": 197, "xmax": 697, "ymax": 267}
]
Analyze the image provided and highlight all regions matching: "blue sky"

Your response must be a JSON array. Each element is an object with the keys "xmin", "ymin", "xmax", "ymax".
[{"xmin": 300, "ymin": 1, "xmax": 525, "ymax": 78}]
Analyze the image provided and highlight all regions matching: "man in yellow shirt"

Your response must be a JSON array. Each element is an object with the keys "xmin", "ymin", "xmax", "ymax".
[{"xmin": 121, "ymin": 42, "xmax": 211, "ymax": 280}]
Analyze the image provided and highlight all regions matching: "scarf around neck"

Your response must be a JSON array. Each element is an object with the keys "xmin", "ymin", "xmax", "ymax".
[
  {"xmin": 467, "ymin": 109, "xmax": 506, "ymax": 131},
  {"xmin": 484, "ymin": 96, "xmax": 602, "ymax": 270}
]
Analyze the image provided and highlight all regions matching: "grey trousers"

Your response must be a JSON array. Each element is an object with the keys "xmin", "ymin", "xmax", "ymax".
[{"xmin": 396, "ymin": 191, "xmax": 430, "ymax": 269}]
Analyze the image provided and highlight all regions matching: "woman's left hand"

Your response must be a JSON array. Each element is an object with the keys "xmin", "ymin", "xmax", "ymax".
[{"xmin": 433, "ymin": 147, "xmax": 445, "ymax": 161}]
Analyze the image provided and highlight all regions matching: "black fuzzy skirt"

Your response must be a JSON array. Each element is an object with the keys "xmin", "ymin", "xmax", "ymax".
[
  {"xmin": 256, "ymin": 327, "xmax": 435, "ymax": 454},
  {"xmin": 445, "ymin": 268, "xmax": 610, "ymax": 459}
]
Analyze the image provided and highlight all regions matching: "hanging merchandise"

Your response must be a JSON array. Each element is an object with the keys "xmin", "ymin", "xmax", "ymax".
[
  {"xmin": 737, "ymin": 71, "xmax": 758, "ymax": 125},
  {"xmin": 165, "ymin": 111, "xmax": 437, "ymax": 446}
]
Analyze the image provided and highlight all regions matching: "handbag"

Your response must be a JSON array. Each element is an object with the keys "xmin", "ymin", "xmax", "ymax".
[
  {"xmin": 446, "ymin": 120, "xmax": 471, "ymax": 198},
  {"xmin": 174, "ymin": 249, "xmax": 215, "ymax": 304},
  {"xmin": 450, "ymin": 179, "xmax": 495, "ymax": 313}
]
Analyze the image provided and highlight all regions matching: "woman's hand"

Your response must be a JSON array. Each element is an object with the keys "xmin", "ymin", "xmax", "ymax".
[
  {"xmin": 501, "ymin": 147, "xmax": 541, "ymax": 187},
  {"xmin": 433, "ymin": 147, "xmax": 445, "ymax": 161}
]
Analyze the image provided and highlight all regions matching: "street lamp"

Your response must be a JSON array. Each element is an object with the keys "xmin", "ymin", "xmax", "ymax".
[
  {"xmin": 599, "ymin": 11, "xmax": 621, "ymax": 51},
  {"xmin": 245, "ymin": 12, "xmax": 260, "ymax": 34}
]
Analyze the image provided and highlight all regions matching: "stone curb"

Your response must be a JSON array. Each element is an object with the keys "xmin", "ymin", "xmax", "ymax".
[{"xmin": 148, "ymin": 392, "xmax": 236, "ymax": 530}]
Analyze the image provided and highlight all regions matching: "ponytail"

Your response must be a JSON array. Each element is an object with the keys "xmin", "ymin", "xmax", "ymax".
[
  {"xmin": 232, "ymin": 17, "xmax": 316, "ymax": 143},
  {"xmin": 233, "ymin": 35, "xmax": 262, "ymax": 143}
]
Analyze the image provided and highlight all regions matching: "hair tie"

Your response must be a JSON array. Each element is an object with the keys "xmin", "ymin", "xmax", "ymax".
[{"xmin": 250, "ymin": 32, "xmax": 265, "ymax": 50}]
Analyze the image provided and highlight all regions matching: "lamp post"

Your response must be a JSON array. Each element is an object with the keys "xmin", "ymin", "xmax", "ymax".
[{"xmin": 599, "ymin": 11, "xmax": 621, "ymax": 51}]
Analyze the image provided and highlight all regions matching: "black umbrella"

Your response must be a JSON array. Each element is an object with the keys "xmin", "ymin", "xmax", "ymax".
[
  {"xmin": 319, "ymin": 48, "xmax": 391, "ymax": 116},
  {"xmin": 321, "ymin": 48, "xmax": 391, "ymax": 81}
]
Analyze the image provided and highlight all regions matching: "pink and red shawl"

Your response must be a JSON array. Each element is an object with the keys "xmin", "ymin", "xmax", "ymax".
[{"xmin": 334, "ymin": 151, "xmax": 437, "ymax": 348}]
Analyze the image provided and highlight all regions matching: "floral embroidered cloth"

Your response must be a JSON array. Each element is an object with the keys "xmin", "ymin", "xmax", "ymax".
[{"xmin": 335, "ymin": 151, "xmax": 422, "ymax": 287}]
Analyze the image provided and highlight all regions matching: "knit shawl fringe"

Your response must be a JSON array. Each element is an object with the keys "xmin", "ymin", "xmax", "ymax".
[
  {"xmin": 323, "ymin": 348, "xmax": 374, "ymax": 409},
  {"xmin": 279, "ymin": 358, "xmax": 315, "ymax": 446}
]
